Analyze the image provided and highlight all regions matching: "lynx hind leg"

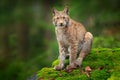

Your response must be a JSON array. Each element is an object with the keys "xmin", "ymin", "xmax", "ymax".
[{"xmin": 76, "ymin": 32, "xmax": 93, "ymax": 67}]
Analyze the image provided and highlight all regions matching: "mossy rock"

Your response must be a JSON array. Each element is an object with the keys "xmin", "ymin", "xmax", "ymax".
[
  {"xmin": 37, "ymin": 48, "xmax": 120, "ymax": 80},
  {"xmin": 107, "ymin": 71, "xmax": 120, "ymax": 80},
  {"xmin": 90, "ymin": 69, "xmax": 110, "ymax": 80}
]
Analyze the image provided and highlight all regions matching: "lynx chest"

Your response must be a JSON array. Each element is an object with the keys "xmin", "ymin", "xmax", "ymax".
[{"xmin": 55, "ymin": 28, "xmax": 70, "ymax": 45}]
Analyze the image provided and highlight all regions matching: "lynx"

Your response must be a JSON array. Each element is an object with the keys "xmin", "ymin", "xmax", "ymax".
[{"xmin": 52, "ymin": 7, "xmax": 93, "ymax": 71}]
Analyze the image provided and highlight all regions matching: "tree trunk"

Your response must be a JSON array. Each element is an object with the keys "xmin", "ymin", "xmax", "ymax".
[
  {"xmin": 0, "ymin": 26, "xmax": 10, "ymax": 68},
  {"xmin": 16, "ymin": 22, "xmax": 29, "ymax": 60}
]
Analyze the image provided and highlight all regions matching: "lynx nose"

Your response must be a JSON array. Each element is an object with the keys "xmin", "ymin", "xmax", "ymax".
[{"xmin": 60, "ymin": 23, "xmax": 63, "ymax": 26}]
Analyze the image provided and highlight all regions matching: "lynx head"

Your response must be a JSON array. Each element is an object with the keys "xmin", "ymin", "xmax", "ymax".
[{"xmin": 52, "ymin": 7, "xmax": 70, "ymax": 27}]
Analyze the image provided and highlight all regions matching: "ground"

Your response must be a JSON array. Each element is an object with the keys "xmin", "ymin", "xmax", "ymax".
[{"xmin": 37, "ymin": 48, "xmax": 120, "ymax": 80}]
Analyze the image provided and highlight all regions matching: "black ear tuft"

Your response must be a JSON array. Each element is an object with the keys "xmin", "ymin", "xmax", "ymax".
[
  {"xmin": 64, "ymin": 6, "xmax": 69, "ymax": 15},
  {"xmin": 52, "ymin": 8, "xmax": 57, "ymax": 16}
]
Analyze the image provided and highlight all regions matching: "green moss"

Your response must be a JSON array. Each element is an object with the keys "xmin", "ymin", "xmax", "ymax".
[
  {"xmin": 37, "ymin": 68, "xmax": 58, "ymax": 78},
  {"xmin": 52, "ymin": 59, "xmax": 60, "ymax": 67},
  {"xmin": 37, "ymin": 48, "xmax": 120, "ymax": 80},
  {"xmin": 52, "ymin": 59, "xmax": 69, "ymax": 67},
  {"xmin": 107, "ymin": 71, "xmax": 120, "ymax": 80},
  {"xmin": 90, "ymin": 69, "xmax": 111, "ymax": 80},
  {"xmin": 56, "ymin": 74, "xmax": 88, "ymax": 80}
]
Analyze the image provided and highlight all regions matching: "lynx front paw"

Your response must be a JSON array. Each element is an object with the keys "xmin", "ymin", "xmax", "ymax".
[
  {"xmin": 54, "ymin": 64, "xmax": 64, "ymax": 71},
  {"xmin": 66, "ymin": 63, "xmax": 77, "ymax": 72},
  {"xmin": 66, "ymin": 63, "xmax": 77, "ymax": 69},
  {"xmin": 75, "ymin": 58, "xmax": 83, "ymax": 67}
]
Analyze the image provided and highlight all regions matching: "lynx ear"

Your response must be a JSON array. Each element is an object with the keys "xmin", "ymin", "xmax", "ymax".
[
  {"xmin": 52, "ymin": 8, "xmax": 57, "ymax": 16},
  {"xmin": 64, "ymin": 6, "xmax": 69, "ymax": 15}
]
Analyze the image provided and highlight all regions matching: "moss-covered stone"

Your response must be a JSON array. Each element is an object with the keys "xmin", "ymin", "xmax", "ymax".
[
  {"xmin": 107, "ymin": 71, "xmax": 120, "ymax": 80},
  {"xmin": 37, "ymin": 48, "xmax": 120, "ymax": 80},
  {"xmin": 90, "ymin": 69, "xmax": 110, "ymax": 80}
]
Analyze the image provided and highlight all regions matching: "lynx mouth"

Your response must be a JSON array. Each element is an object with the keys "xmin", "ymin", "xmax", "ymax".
[
  {"xmin": 57, "ymin": 24, "xmax": 66, "ymax": 27},
  {"xmin": 58, "ymin": 22, "xmax": 68, "ymax": 27},
  {"xmin": 55, "ymin": 22, "xmax": 69, "ymax": 27}
]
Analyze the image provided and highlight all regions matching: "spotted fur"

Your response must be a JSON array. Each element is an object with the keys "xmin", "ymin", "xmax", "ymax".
[{"xmin": 52, "ymin": 7, "xmax": 93, "ymax": 71}]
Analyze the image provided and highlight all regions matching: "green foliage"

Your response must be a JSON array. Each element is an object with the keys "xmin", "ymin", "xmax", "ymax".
[
  {"xmin": 37, "ymin": 48, "xmax": 120, "ymax": 80},
  {"xmin": 0, "ymin": 60, "xmax": 27, "ymax": 80},
  {"xmin": 93, "ymin": 36, "xmax": 120, "ymax": 48}
]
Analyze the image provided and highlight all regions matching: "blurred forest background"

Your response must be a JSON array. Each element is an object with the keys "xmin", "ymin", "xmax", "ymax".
[{"xmin": 0, "ymin": 0, "xmax": 120, "ymax": 80}]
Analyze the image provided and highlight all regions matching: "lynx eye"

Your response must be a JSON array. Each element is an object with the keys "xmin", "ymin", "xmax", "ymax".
[
  {"xmin": 56, "ymin": 17, "xmax": 59, "ymax": 19},
  {"xmin": 63, "ymin": 17, "xmax": 65, "ymax": 19}
]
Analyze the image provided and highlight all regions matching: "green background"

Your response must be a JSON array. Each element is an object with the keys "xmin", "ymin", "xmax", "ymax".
[{"xmin": 0, "ymin": 0, "xmax": 120, "ymax": 80}]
